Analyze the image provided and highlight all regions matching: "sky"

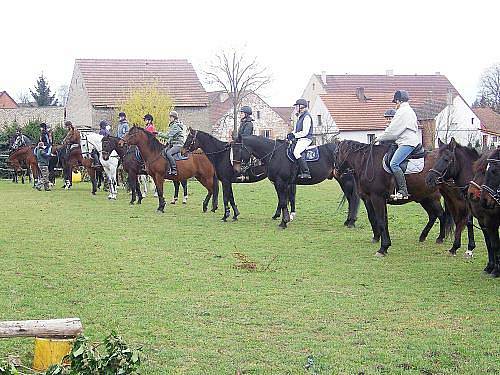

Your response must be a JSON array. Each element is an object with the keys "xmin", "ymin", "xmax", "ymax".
[{"xmin": 1, "ymin": 0, "xmax": 499, "ymax": 107}]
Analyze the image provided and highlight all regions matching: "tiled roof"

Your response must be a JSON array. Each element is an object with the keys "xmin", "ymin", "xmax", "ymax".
[
  {"xmin": 473, "ymin": 107, "xmax": 500, "ymax": 135},
  {"xmin": 75, "ymin": 59, "xmax": 208, "ymax": 108},
  {"xmin": 208, "ymin": 91, "xmax": 233, "ymax": 124},
  {"xmin": 272, "ymin": 107, "xmax": 293, "ymax": 123},
  {"xmin": 317, "ymin": 74, "xmax": 460, "ymax": 131},
  {"xmin": 0, "ymin": 91, "xmax": 18, "ymax": 109}
]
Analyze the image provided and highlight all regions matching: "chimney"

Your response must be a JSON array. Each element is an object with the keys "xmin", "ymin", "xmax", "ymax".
[
  {"xmin": 386, "ymin": 69, "xmax": 394, "ymax": 77},
  {"xmin": 321, "ymin": 71, "xmax": 327, "ymax": 85},
  {"xmin": 356, "ymin": 87, "xmax": 366, "ymax": 101},
  {"xmin": 219, "ymin": 92, "xmax": 229, "ymax": 103}
]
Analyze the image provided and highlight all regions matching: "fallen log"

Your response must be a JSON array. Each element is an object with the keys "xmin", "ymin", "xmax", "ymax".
[{"xmin": 0, "ymin": 318, "xmax": 83, "ymax": 339}]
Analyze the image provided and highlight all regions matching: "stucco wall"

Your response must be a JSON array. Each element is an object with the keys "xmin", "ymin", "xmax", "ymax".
[
  {"xmin": 0, "ymin": 106, "xmax": 65, "ymax": 129},
  {"xmin": 66, "ymin": 65, "xmax": 93, "ymax": 129}
]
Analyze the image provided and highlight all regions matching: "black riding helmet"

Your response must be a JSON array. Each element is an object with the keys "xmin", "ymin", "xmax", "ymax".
[
  {"xmin": 294, "ymin": 98, "xmax": 308, "ymax": 107},
  {"xmin": 99, "ymin": 120, "xmax": 108, "ymax": 128},
  {"xmin": 143, "ymin": 114, "xmax": 154, "ymax": 122},
  {"xmin": 118, "ymin": 112, "xmax": 126, "ymax": 118},
  {"xmin": 40, "ymin": 123, "xmax": 47, "ymax": 129},
  {"xmin": 384, "ymin": 109, "xmax": 397, "ymax": 118},
  {"xmin": 240, "ymin": 106, "xmax": 252, "ymax": 115},
  {"xmin": 392, "ymin": 90, "xmax": 409, "ymax": 103}
]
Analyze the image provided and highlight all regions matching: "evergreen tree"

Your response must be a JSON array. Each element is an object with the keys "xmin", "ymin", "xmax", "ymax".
[{"xmin": 30, "ymin": 74, "xmax": 58, "ymax": 106}]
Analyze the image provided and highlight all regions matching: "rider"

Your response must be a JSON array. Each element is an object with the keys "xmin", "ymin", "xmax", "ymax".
[
  {"xmin": 375, "ymin": 90, "xmax": 420, "ymax": 200},
  {"xmin": 287, "ymin": 98, "xmax": 313, "ymax": 179},
  {"xmin": 99, "ymin": 120, "xmax": 111, "ymax": 137},
  {"xmin": 233, "ymin": 106, "xmax": 254, "ymax": 140},
  {"xmin": 12, "ymin": 128, "xmax": 29, "ymax": 149},
  {"xmin": 116, "ymin": 112, "xmax": 129, "ymax": 139},
  {"xmin": 39, "ymin": 123, "xmax": 53, "ymax": 147},
  {"xmin": 163, "ymin": 111, "xmax": 184, "ymax": 176},
  {"xmin": 62, "ymin": 121, "xmax": 82, "ymax": 162},
  {"xmin": 143, "ymin": 114, "xmax": 158, "ymax": 135}
]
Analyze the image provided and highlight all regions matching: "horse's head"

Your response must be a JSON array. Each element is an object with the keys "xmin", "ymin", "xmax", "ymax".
[
  {"xmin": 425, "ymin": 138, "xmax": 460, "ymax": 188},
  {"xmin": 480, "ymin": 147, "xmax": 500, "ymax": 209},
  {"xmin": 183, "ymin": 127, "xmax": 199, "ymax": 152},
  {"xmin": 120, "ymin": 125, "xmax": 143, "ymax": 147},
  {"xmin": 101, "ymin": 135, "xmax": 116, "ymax": 161}
]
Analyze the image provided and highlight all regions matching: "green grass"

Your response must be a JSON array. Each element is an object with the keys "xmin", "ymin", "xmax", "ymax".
[{"xmin": 0, "ymin": 179, "xmax": 498, "ymax": 374}]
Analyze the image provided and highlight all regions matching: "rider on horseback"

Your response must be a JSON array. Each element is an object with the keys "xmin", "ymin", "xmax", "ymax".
[
  {"xmin": 39, "ymin": 123, "xmax": 52, "ymax": 147},
  {"xmin": 99, "ymin": 120, "xmax": 111, "ymax": 136},
  {"xmin": 162, "ymin": 111, "xmax": 184, "ymax": 176},
  {"xmin": 375, "ymin": 90, "xmax": 420, "ymax": 200},
  {"xmin": 288, "ymin": 98, "xmax": 313, "ymax": 179},
  {"xmin": 116, "ymin": 112, "xmax": 129, "ymax": 139},
  {"xmin": 12, "ymin": 128, "xmax": 30, "ymax": 150},
  {"xmin": 233, "ymin": 106, "xmax": 254, "ymax": 140},
  {"xmin": 62, "ymin": 121, "xmax": 83, "ymax": 162},
  {"xmin": 144, "ymin": 114, "xmax": 158, "ymax": 136}
]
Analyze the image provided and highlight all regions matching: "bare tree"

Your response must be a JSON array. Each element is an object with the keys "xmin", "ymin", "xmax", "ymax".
[
  {"xmin": 477, "ymin": 63, "xmax": 500, "ymax": 113},
  {"xmin": 57, "ymin": 85, "xmax": 69, "ymax": 107},
  {"xmin": 204, "ymin": 49, "xmax": 271, "ymax": 135},
  {"xmin": 17, "ymin": 91, "xmax": 31, "ymax": 105}
]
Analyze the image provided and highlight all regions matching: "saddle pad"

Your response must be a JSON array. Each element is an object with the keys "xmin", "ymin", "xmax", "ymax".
[
  {"xmin": 287, "ymin": 145, "xmax": 320, "ymax": 162},
  {"xmin": 383, "ymin": 154, "xmax": 424, "ymax": 175}
]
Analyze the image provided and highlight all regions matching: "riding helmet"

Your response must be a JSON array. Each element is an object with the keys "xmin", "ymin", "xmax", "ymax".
[
  {"xmin": 40, "ymin": 123, "xmax": 47, "ymax": 129},
  {"xmin": 118, "ymin": 112, "xmax": 126, "ymax": 118},
  {"xmin": 64, "ymin": 121, "xmax": 73, "ymax": 127},
  {"xmin": 240, "ymin": 106, "xmax": 252, "ymax": 115},
  {"xmin": 169, "ymin": 111, "xmax": 179, "ymax": 119},
  {"xmin": 143, "ymin": 114, "xmax": 154, "ymax": 122},
  {"xmin": 392, "ymin": 90, "xmax": 409, "ymax": 103},
  {"xmin": 294, "ymin": 98, "xmax": 308, "ymax": 108},
  {"xmin": 384, "ymin": 109, "xmax": 397, "ymax": 118},
  {"xmin": 99, "ymin": 120, "xmax": 108, "ymax": 128}
]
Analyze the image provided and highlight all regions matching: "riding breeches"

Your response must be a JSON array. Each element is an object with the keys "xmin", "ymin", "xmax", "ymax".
[
  {"xmin": 293, "ymin": 138, "xmax": 312, "ymax": 159},
  {"xmin": 165, "ymin": 145, "xmax": 182, "ymax": 167},
  {"xmin": 389, "ymin": 145, "xmax": 415, "ymax": 174}
]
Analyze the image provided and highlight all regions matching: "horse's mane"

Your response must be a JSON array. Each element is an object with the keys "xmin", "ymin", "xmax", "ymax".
[
  {"xmin": 473, "ymin": 148, "xmax": 499, "ymax": 174},
  {"xmin": 136, "ymin": 127, "xmax": 165, "ymax": 154},
  {"xmin": 455, "ymin": 143, "xmax": 480, "ymax": 161}
]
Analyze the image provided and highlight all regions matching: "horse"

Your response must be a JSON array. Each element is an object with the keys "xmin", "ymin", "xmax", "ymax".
[
  {"xmin": 183, "ymin": 129, "xmax": 360, "ymax": 225},
  {"xmin": 335, "ymin": 140, "xmax": 454, "ymax": 256},
  {"xmin": 425, "ymin": 138, "xmax": 478, "ymax": 257},
  {"xmin": 77, "ymin": 132, "xmax": 119, "ymax": 199},
  {"xmin": 467, "ymin": 147, "xmax": 500, "ymax": 277},
  {"xmin": 51, "ymin": 143, "xmax": 98, "ymax": 195},
  {"xmin": 120, "ymin": 126, "xmax": 218, "ymax": 213},
  {"xmin": 7, "ymin": 145, "xmax": 38, "ymax": 186}
]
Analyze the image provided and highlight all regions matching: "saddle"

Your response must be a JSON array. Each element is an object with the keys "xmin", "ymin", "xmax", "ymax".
[
  {"xmin": 382, "ymin": 143, "xmax": 426, "ymax": 175},
  {"xmin": 286, "ymin": 142, "xmax": 320, "ymax": 163},
  {"xmin": 162, "ymin": 149, "xmax": 189, "ymax": 161}
]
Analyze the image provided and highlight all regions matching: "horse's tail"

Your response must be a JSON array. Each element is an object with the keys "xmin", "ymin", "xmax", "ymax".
[{"xmin": 443, "ymin": 199, "xmax": 455, "ymax": 238}]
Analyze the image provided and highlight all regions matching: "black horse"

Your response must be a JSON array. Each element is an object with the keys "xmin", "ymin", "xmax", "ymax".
[{"xmin": 468, "ymin": 147, "xmax": 500, "ymax": 277}]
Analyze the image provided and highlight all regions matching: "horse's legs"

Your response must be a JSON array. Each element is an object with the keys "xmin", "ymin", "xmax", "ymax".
[
  {"xmin": 221, "ymin": 182, "xmax": 231, "ymax": 221},
  {"xmin": 371, "ymin": 196, "xmax": 391, "ymax": 255},
  {"xmin": 363, "ymin": 197, "xmax": 380, "ymax": 243},
  {"xmin": 449, "ymin": 215, "xmax": 466, "ymax": 256},
  {"xmin": 171, "ymin": 181, "xmax": 180, "ymax": 204},
  {"xmin": 228, "ymin": 184, "xmax": 239, "ymax": 220},
  {"xmin": 487, "ymin": 226, "xmax": 500, "ymax": 277},
  {"xmin": 128, "ymin": 172, "xmax": 136, "ymax": 204},
  {"xmin": 272, "ymin": 187, "xmax": 281, "ymax": 220},
  {"xmin": 153, "ymin": 174, "xmax": 165, "ymax": 213},
  {"xmin": 289, "ymin": 184, "xmax": 296, "ymax": 221},
  {"xmin": 274, "ymin": 182, "xmax": 290, "ymax": 228},
  {"xmin": 88, "ymin": 167, "xmax": 97, "ymax": 195},
  {"xmin": 418, "ymin": 198, "xmax": 442, "ymax": 243},
  {"xmin": 211, "ymin": 175, "xmax": 219, "ymax": 212},
  {"xmin": 465, "ymin": 214, "xmax": 476, "ymax": 257},
  {"xmin": 481, "ymin": 228, "xmax": 494, "ymax": 274},
  {"xmin": 182, "ymin": 180, "xmax": 188, "ymax": 204}
]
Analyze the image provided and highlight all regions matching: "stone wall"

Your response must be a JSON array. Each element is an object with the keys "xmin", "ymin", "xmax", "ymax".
[
  {"xmin": 0, "ymin": 106, "xmax": 65, "ymax": 129},
  {"xmin": 66, "ymin": 64, "xmax": 93, "ymax": 129},
  {"xmin": 177, "ymin": 106, "xmax": 210, "ymax": 133}
]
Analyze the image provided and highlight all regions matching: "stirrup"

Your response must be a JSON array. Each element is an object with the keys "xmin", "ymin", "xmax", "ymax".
[
  {"xmin": 390, "ymin": 191, "xmax": 409, "ymax": 200},
  {"xmin": 298, "ymin": 173, "xmax": 312, "ymax": 179}
]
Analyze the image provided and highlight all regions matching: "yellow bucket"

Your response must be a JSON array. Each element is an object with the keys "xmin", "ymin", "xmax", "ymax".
[
  {"xmin": 32, "ymin": 337, "xmax": 73, "ymax": 371},
  {"xmin": 72, "ymin": 171, "xmax": 82, "ymax": 183}
]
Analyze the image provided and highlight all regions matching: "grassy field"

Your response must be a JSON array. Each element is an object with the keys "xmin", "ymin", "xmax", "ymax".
[{"xmin": 0, "ymin": 179, "xmax": 498, "ymax": 374}]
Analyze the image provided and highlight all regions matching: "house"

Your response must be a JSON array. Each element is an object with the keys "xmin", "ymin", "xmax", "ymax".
[
  {"xmin": 209, "ymin": 91, "xmax": 290, "ymax": 141},
  {"xmin": 302, "ymin": 72, "xmax": 481, "ymax": 148},
  {"xmin": 473, "ymin": 107, "xmax": 500, "ymax": 148},
  {"xmin": 0, "ymin": 91, "xmax": 18, "ymax": 109},
  {"xmin": 66, "ymin": 59, "xmax": 210, "ymax": 131}
]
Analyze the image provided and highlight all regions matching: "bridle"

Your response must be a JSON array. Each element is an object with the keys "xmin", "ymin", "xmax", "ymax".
[
  {"xmin": 480, "ymin": 158, "xmax": 500, "ymax": 206},
  {"xmin": 428, "ymin": 153, "xmax": 454, "ymax": 185}
]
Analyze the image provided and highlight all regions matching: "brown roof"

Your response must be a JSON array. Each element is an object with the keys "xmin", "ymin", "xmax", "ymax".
[
  {"xmin": 75, "ymin": 59, "xmax": 208, "ymax": 108},
  {"xmin": 473, "ymin": 107, "xmax": 500, "ymax": 135},
  {"xmin": 208, "ymin": 91, "xmax": 233, "ymax": 124},
  {"xmin": 272, "ymin": 107, "xmax": 293, "ymax": 123},
  {"xmin": 317, "ymin": 74, "xmax": 460, "ymax": 131},
  {"xmin": 0, "ymin": 91, "xmax": 18, "ymax": 109}
]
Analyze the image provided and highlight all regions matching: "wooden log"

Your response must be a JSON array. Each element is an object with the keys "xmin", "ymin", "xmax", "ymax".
[{"xmin": 0, "ymin": 318, "xmax": 83, "ymax": 339}]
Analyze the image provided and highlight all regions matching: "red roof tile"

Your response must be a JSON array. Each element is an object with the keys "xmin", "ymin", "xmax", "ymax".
[
  {"xmin": 208, "ymin": 91, "xmax": 233, "ymax": 124},
  {"xmin": 272, "ymin": 107, "xmax": 293, "ymax": 123},
  {"xmin": 76, "ymin": 59, "xmax": 208, "ymax": 108},
  {"xmin": 318, "ymin": 74, "xmax": 460, "ymax": 131},
  {"xmin": 0, "ymin": 91, "xmax": 18, "ymax": 109},
  {"xmin": 473, "ymin": 107, "xmax": 500, "ymax": 135}
]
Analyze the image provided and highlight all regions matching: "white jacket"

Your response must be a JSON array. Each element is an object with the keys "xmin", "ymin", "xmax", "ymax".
[{"xmin": 377, "ymin": 102, "xmax": 420, "ymax": 146}]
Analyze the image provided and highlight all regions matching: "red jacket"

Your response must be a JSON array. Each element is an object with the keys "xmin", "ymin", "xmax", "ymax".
[{"xmin": 145, "ymin": 123, "xmax": 157, "ymax": 135}]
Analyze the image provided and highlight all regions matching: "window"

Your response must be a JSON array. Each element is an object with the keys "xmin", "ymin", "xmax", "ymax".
[
  {"xmin": 261, "ymin": 129, "xmax": 272, "ymax": 138},
  {"xmin": 493, "ymin": 136, "xmax": 498, "ymax": 143},
  {"xmin": 317, "ymin": 114, "xmax": 322, "ymax": 126},
  {"xmin": 312, "ymin": 83, "xmax": 316, "ymax": 91},
  {"xmin": 471, "ymin": 118, "xmax": 474, "ymax": 124},
  {"xmin": 256, "ymin": 110, "xmax": 261, "ymax": 120},
  {"xmin": 367, "ymin": 134, "xmax": 376, "ymax": 143}
]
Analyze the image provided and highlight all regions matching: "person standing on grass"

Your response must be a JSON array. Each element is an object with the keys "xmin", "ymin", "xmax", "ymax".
[{"xmin": 35, "ymin": 141, "xmax": 51, "ymax": 191}]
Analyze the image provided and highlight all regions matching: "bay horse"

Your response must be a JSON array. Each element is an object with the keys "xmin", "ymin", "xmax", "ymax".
[
  {"xmin": 52, "ymin": 144, "xmax": 98, "ymax": 195},
  {"xmin": 425, "ymin": 138, "xmax": 478, "ymax": 256},
  {"xmin": 7, "ymin": 145, "xmax": 39, "ymax": 186},
  {"xmin": 335, "ymin": 140, "xmax": 454, "ymax": 256},
  {"xmin": 120, "ymin": 126, "xmax": 218, "ymax": 213},
  {"xmin": 183, "ymin": 129, "xmax": 360, "ymax": 225},
  {"xmin": 468, "ymin": 147, "xmax": 500, "ymax": 277}
]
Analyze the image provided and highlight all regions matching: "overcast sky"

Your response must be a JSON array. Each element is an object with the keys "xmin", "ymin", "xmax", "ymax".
[{"xmin": 1, "ymin": 0, "xmax": 499, "ymax": 106}]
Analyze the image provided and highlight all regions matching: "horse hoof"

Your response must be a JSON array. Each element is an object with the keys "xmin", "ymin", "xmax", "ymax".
[
  {"xmin": 290, "ymin": 212, "xmax": 296, "ymax": 221},
  {"xmin": 488, "ymin": 270, "xmax": 500, "ymax": 278},
  {"xmin": 447, "ymin": 251, "xmax": 457, "ymax": 257},
  {"xmin": 371, "ymin": 237, "xmax": 380, "ymax": 244},
  {"xmin": 375, "ymin": 251, "xmax": 385, "ymax": 257},
  {"xmin": 221, "ymin": 217, "xmax": 227, "ymax": 222},
  {"xmin": 347, "ymin": 223, "xmax": 355, "ymax": 228},
  {"xmin": 435, "ymin": 238, "xmax": 444, "ymax": 244},
  {"xmin": 464, "ymin": 250, "xmax": 474, "ymax": 258},
  {"xmin": 203, "ymin": 206, "xmax": 208, "ymax": 213},
  {"xmin": 157, "ymin": 210, "xmax": 164, "ymax": 214},
  {"xmin": 130, "ymin": 202, "xmax": 135, "ymax": 205},
  {"xmin": 232, "ymin": 217, "xmax": 238, "ymax": 221}
]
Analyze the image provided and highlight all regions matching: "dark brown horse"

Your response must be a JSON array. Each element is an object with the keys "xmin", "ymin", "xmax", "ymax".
[
  {"xmin": 468, "ymin": 147, "xmax": 500, "ymax": 277},
  {"xmin": 425, "ymin": 138, "xmax": 477, "ymax": 256},
  {"xmin": 7, "ymin": 145, "xmax": 39, "ymax": 186},
  {"xmin": 52, "ymin": 144, "xmax": 98, "ymax": 194},
  {"xmin": 336, "ymin": 140, "xmax": 453, "ymax": 256},
  {"xmin": 120, "ymin": 126, "xmax": 218, "ymax": 213}
]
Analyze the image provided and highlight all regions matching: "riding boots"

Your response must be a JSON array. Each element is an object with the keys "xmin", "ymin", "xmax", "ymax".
[
  {"xmin": 297, "ymin": 157, "xmax": 311, "ymax": 179},
  {"xmin": 391, "ymin": 169, "xmax": 409, "ymax": 200}
]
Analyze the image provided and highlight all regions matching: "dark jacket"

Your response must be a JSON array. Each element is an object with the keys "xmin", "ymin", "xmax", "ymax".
[
  {"xmin": 234, "ymin": 116, "xmax": 254, "ymax": 140},
  {"xmin": 36, "ymin": 147, "xmax": 50, "ymax": 166}
]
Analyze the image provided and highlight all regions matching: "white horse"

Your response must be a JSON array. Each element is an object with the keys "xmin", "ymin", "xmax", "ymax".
[{"xmin": 80, "ymin": 132, "xmax": 119, "ymax": 199}]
